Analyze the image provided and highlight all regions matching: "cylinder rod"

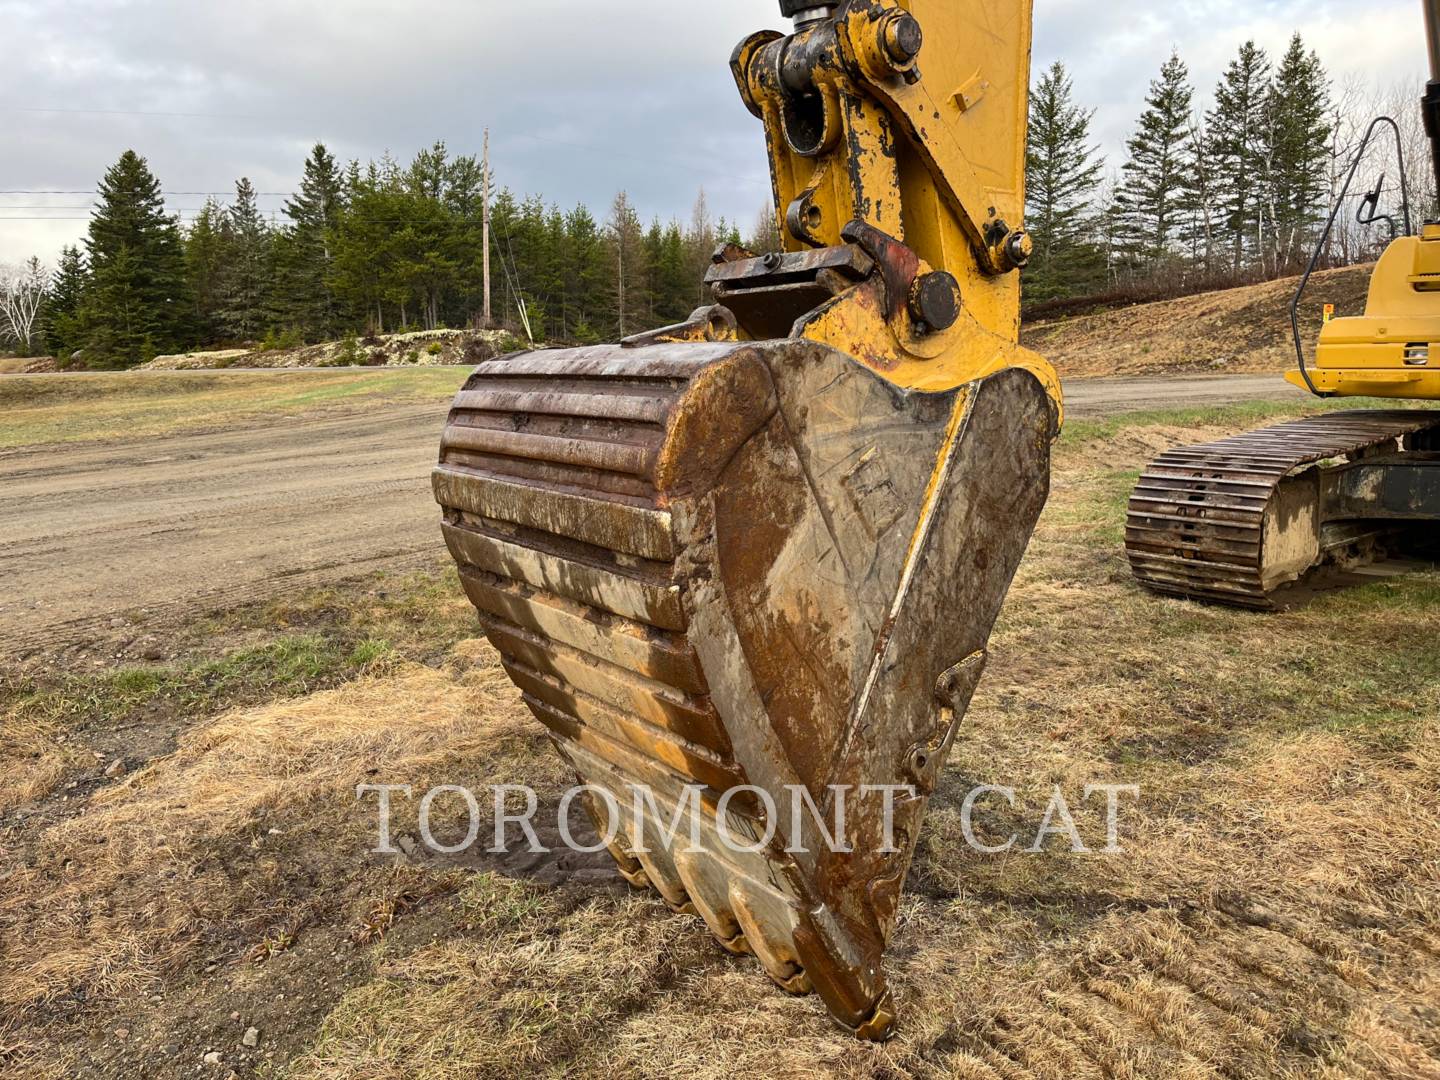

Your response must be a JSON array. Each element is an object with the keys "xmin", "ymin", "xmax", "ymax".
[
  {"xmin": 1425, "ymin": 0, "xmax": 1440, "ymax": 206},
  {"xmin": 1427, "ymin": 0, "xmax": 1440, "ymax": 79},
  {"xmin": 778, "ymin": 1, "xmax": 835, "ymax": 28}
]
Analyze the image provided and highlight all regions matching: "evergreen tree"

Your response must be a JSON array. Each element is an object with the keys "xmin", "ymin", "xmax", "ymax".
[
  {"xmin": 275, "ymin": 143, "xmax": 344, "ymax": 337},
  {"xmin": 443, "ymin": 152, "xmax": 489, "ymax": 327},
  {"xmin": 219, "ymin": 178, "xmax": 273, "ymax": 340},
  {"xmin": 656, "ymin": 220, "xmax": 691, "ymax": 322},
  {"xmin": 746, "ymin": 205, "xmax": 782, "ymax": 254},
  {"xmin": 1207, "ymin": 41, "xmax": 1272, "ymax": 271},
  {"xmin": 606, "ymin": 191, "xmax": 648, "ymax": 337},
  {"xmin": 564, "ymin": 203, "xmax": 609, "ymax": 342},
  {"xmin": 76, "ymin": 150, "xmax": 190, "ymax": 366},
  {"xmin": 184, "ymin": 199, "xmax": 229, "ymax": 343},
  {"xmin": 1024, "ymin": 61, "xmax": 1105, "ymax": 300},
  {"xmin": 330, "ymin": 163, "xmax": 397, "ymax": 333},
  {"xmin": 41, "ymin": 245, "xmax": 87, "ymax": 361},
  {"xmin": 1118, "ymin": 52, "xmax": 1194, "ymax": 266},
  {"xmin": 1265, "ymin": 34, "xmax": 1332, "ymax": 270}
]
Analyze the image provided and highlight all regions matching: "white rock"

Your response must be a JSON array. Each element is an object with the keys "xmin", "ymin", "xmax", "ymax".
[{"xmin": 241, "ymin": 1027, "xmax": 259, "ymax": 1048}]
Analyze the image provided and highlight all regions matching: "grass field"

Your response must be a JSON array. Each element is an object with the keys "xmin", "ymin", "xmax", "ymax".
[
  {"xmin": 2, "ymin": 397, "xmax": 1438, "ymax": 1079},
  {"xmin": 0, "ymin": 368, "xmax": 469, "ymax": 449}
]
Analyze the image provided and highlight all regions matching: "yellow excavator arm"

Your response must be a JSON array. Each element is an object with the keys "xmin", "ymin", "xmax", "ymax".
[{"xmin": 434, "ymin": 0, "xmax": 1057, "ymax": 1038}]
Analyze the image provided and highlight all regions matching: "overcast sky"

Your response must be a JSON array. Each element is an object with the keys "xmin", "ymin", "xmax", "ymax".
[{"xmin": 0, "ymin": 0, "xmax": 1429, "ymax": 266}]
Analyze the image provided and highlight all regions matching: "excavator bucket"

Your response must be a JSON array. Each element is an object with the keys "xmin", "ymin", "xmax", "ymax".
[{"xmin": 435, "ymin": 0, "xmax": 1061, "ymax": 1038}]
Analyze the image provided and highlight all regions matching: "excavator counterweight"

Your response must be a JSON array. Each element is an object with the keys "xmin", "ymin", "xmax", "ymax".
[{"xmin": 435, "ymin": 0, "xmax": 1060, "ymax": 1038}]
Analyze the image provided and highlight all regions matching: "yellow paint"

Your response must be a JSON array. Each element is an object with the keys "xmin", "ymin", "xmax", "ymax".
[
  {"xmin": 733, "ymin": 0, "xmax": 1062, "ymax": 424},
  {"xmin": 1290, "ymin": 233, "xmax": 1440, "ymax": 401}
]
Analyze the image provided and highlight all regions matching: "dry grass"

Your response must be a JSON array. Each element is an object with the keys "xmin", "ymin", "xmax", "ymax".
[
  {"xmin": 0, "ymin": 656, "xmax": 552, "ymax": 1076},
  {"xmin": 1023, "ymin": 264, "xmax": 1373, "ymax": 378},
  {"xmin": 4, "ymin": 399, "xmax": 1440, "ymax": 1078},
  {"xmin": 0, "ymin": 367, "xmax": 468, "ymax": 449}
]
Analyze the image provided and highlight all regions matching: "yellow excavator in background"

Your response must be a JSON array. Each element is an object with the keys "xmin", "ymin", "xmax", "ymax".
[
  {"xmin": 434, "ymin": 0, "xmax": 1058, "ymax": 1040},
  {"xmin": 1126, "ymin": 2, "xmax": 1440, "ymax": 607}
]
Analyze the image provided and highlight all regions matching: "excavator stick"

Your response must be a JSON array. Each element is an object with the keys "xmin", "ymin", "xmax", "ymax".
[{"xmin": 435, "ymin": 0, "xmax": 1060, "ymax": 1038}]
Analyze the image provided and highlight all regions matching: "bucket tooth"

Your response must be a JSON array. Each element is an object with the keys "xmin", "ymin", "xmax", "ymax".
[{"xmin": 435, "ymin": 339, "xmax": 1053, "ymax": 1037}]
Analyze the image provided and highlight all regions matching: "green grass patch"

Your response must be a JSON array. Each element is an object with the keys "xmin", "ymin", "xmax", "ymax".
[
  {"xmin": 1020, "ymin": 404, "xmax": 1440, "ymax": 764},
  {"xmin": 0, "ymin": 563, "xmax": 479, "ymax": 805},
  {"xmin": 1, "ymin": 632, "xmax": 396, "ymax": 734}
]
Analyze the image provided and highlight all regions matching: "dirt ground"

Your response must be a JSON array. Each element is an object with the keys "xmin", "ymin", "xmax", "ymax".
[
  {"xmin": 1023, "ymin": 264, "xmax": 1373, "ymax": 378},
  {"xmin": 0, "ymin": 405, "xmax": 449, "ymax": 657},
  {"xmin": 3, "ymin": 366, "xmax": 1437, "ymax": 1080},
  {"xmin": 0, "ymin": 369, "xmax": 1304, "ymax": 656}
]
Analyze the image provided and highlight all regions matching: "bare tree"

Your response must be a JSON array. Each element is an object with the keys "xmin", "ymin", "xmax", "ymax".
[
  {"xmin": 1378, "ymin": 78, "xmax": 1438, "ymax": 225},
  {"xmin": 746, "ymin": 204, "xmax": 782, "ymax": 255},
  {"xmin": 0, "ymin": 257, "xmax": 47, "ymax": 352}
]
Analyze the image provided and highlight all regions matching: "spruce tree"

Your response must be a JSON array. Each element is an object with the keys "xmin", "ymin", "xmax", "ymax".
[
  {"xmin": 606, "ymin": 191, "xmax": 648, "ymax": 337},
  {"xmin": 329, "ymin": 163, "xmax": 396, "ymax": 334},
  {"xmin": 77, "ymin": 150, "xmax": 190, "ymax": 366},
  {"xmin": 1024, "ymin": 61, "xmax": 1105, "ymax": 300},
  {"xmin": 1207, "ymin": 41, "xmax": 1272, "ymax": 272},
  {"xmin": 184, "ymin": 199, "xmax": 229, "ymax": 343},
  {"xmin": 219, "ymin": 178, "xmax": 273, "ymax": 340},
  {"xmin": 41, "ymin": 245, "xmax": 87, "ymax": 361},
  {"xmin": 276, "ymin": 143, "xmax": 344, "ymax": 338},
  {"xmin": 1265, "ymin": 34, "xmax": 1332, "ymax": 270},
  {"xmin": 1118, "ymin": 52, "xmax": 1194, "ymax": 266},
  {"xmin": 565, "ymin": 204, "xmax": 608, "ymax": 342}
]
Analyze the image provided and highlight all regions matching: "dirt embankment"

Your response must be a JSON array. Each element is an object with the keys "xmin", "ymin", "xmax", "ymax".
[
  {"xmin": 1022, "ymin": 264, "xmax": 1373, "ymax": 379},
  {"xmin": 140, "ymin": 328, "xmax": 520, "ymax": 371},
  {"xmin": 0, "ymin": 356, "xmax": 58, "ymax": 374}
]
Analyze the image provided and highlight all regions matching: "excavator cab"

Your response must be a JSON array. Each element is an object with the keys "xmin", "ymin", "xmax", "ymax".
[
  {"xmin": 1126, "ymin": 1, "xmax": 1440, "ymax": 608},
  {"xmin": 434, "ymin": 0, "xmax": 1060, "ymax": 1039}
]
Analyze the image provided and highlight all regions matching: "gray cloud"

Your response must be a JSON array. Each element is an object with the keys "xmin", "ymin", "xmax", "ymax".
[{"xmin": 1, "ymin": 0, "xmax": 1429, "ymax": 266}]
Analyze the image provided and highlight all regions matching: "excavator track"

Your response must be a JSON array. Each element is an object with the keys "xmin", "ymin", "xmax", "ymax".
[{"xmin": 1126, "ymin": 410, "xmax": 1440, "ymax": 607}]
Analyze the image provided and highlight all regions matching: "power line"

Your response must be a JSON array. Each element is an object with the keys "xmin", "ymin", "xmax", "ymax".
[
  {"xmin": 0, "ymin": 190, "xmax": 294, "ymax": 196},
  {"xmin": 2, "ymin": 106, "xmax": 261, "ymax": 120},
  {"xmin": 0, "ymin": 131, "xmax": 771, "ymax": 197}
]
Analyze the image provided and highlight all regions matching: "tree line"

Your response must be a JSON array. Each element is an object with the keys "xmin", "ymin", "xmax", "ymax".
[
  {"xmin": 3, "ymin": 32, "xmax": 1424, "ymax": 364},
  {"xmin": 21, "ymin": 143, "xmax": 742, "ymax": 367},
  {"xmin": 1024, "ymin": 32, "xmax": 1431, "ymax": 306}
]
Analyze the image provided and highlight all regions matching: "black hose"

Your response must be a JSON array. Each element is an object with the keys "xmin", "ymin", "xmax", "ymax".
[{"xmin": 1289, "ymin": 116, "xmax": 1411, "ymax": 397}]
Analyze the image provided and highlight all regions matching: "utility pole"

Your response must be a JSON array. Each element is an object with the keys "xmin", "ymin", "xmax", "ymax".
[
  {"xmin": 616, "ymin": 237, "xmax": 625, "ymax": 338},
  {"xmin": 482, "ymin": 128, "xmax": 492, "ymax": 327}
]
